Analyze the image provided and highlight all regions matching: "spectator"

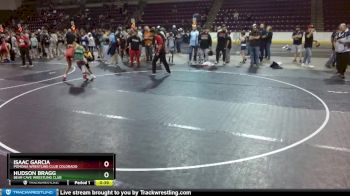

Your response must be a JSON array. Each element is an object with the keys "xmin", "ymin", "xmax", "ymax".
[
  {"xmin": 292, "ymin": 25, "xmax": 303, "ymax": 64},
  {"xmin": 176, "ymin": 28, "xmax": 183, "ymax": 53},
  {"xmin": 57, "ymin": 31, "xmax": 65, "ymax": 57},
  {"xmin": 199, "ymin": 27, "xmax": 212, "ymax": 63},
  {"xmin": 249, "ymin": 24, "xmax": 261, "ymax": 67},
  {"xmin": 302, "ymin": 25, "xmax": 317, "ymax": 68},
  {"xmin": 88, "ymin": 32, "xmax": 95, "ymax": 53},
  {"xmin": 259, "ymin": 23, "xmax": 267, "ymax": 62},
  {"xmin": 49, "ymin": 31, "xmax": 58, "ymax": 58},
  {"xmin": 0, "ymin": 36, "xmax": 11, "ymax": 62},
  {"xmin": 119, "ymin": 34, "xmax": 127, "ymax": 61},
  {"xmin": 143, "ymin": 26, "xmax": 154, "ymax": 62},
  {"xmin": 334, "ymin": 23, "xmax": 350, "ymax": 79},
  {"xmin": 265, "ymin": 26, "xmax": 273, "ymax": 60},
  {"xmin": 188, "ymin": 25, "xmax": 199, "ymax": 65},
  {"xmin": 127, "ymin": 30, "xmax": 141, "ymax": 69},
  {"xmin": 225, "ymin": 30, "xmax": 232, "ymax": 64},
  {"xmin": 107, "ymin": 31, "xmax": 119, "ymax": 65},
  {"xmin": 101, "ymin": 30, "xmax": 110, "ymax": 63},
  {"xmin": 234, "ymin": 9, "xmax": 239, "ymax": 21},
  {"xmin": 41, "ymin": 30, "xmax": 50, "ymax": 58},
  {"xmin": 166, "ymin": 32, "xmax": 176, "ymax": 64},
  {"xmin": 325, "ymin": 28, "xmax": 338, "ymax": 68},
  {"xmin": 81, "ymin": 32, "xmax": 89, "ymax": 48},
  {"xmin": 216, "ymin": 26, "xmax": 228, "ymax": 65},
  {"xmin": 240, "ymin": 31, "xmax": 248, "ymax": 64},
  {"xmin": 17, "ymin": 32, "xmax": 33, "ymax": 68},
  {"xmin": 30, "ymin": 33, "xmax": 39, "ymax": 59}
]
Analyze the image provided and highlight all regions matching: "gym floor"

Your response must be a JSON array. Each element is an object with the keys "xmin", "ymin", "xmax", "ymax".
[{"xmin": 0, "ymin": 47, "xmax": 350, "ymax": 189}]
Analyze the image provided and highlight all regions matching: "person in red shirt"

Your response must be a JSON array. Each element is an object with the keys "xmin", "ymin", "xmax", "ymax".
[
  {"xmin": 152, "ymin": 31, "xmax": 171, "ymax": 75},
  {"xmin": 17, "ymin": 32, "xmax": 33, "ymax": 68}
]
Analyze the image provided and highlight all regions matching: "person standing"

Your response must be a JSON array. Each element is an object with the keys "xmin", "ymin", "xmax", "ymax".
[
  {"xmin": 101, "ymin": 30, "xmax": 110, "ymax": 63},
  {"xmin": 302, "ymin": 25, "xmax": 317, "ymax": 68},
  {"xmin": 42, "ymin": 30, "xmax": 50, "ymax": 59},
  {"xmin": 326, "ymin": 29, "xmax": 338, "ymax": 68},
  {"xmin": 119, "ymin": 34, "xmax": 127, "ymax": 61},
  {"xmin": 170, "ymin": 25, "xmax": 178, "ymax": 52},
  {"xmin": 216, "ymin": 26, "xmax": 228, "ymax": 65},
  {"xmin": 166, "ymin": 32, "xmax": 176, "ymax": 64},
  {"xmin": 188, "ymin": 25, "xmax": 199, "ymax": 65},
  {"xmin": 334, "ymin": 23, "xmax": 350, "ymax": 79},
  {"xmin": 88, "ymin": 32, "xmax": 95, "ymax": 53},
  {"xmin": 249, "ymin": 24, "xmax": 261, "ymax": 67},
  {"xmin": 199, "ymin": 27, "xmax": 212, "ymax": 63},
  {"xmin": 108, "ymin": 31, "xmax": 119, "ymax": 65},
  {"xmin": 225, "ymin": 30, "xmax": 232, "ymax": 64},
  {"xmin": 49, "ymin": 31, "xmax": 58, "ymax": 58},
  {"xmin": 240, "ymin": 31, "xmax": 248, "ymax": 64},
  {"xmin": 0, "ymin": 36, "xmax": 11, "ymax": 62},
  {"xmin": 292, "ymin": 26, "xmax": 303, "ymax": 64},
  {"xmin": 30, "ymin": 33, "xmax": 39, "ymax": 59},
  {"xmin": 63, "ymin": 28, "xmax": 76, "ymax": 81},
  {"xmin": 127, "ymin": 30, "xmax": 141, "ymax": 69},
  {"xmin": 57, "ymin": 31, "xmax": 65, "ymax": 57},
  {"xmin": 175, "ymin": 28, "xmax": 183, "ymax": 53},
  {"xmin": 265, "ymin": 26, "xmax": 273, "ymax": 61},
  {"xmin": 143, "ymin": 26, "xmax": 154, "ymax": 62},
  {"xmin": 259, "ymin": 23, "xmax": 267, "ymax": 62},
  {"xmin": 152, "ymin": 31, "xmax": 171, "ymax": 75},
  {"xmin": 17, "ymin": 32, "xmax": 33, "ymax": 68}
]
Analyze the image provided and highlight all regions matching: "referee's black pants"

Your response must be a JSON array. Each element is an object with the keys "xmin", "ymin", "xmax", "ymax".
[{"xmin": 152, "ymin": 51, "xmax": 171, "ymax": 74}]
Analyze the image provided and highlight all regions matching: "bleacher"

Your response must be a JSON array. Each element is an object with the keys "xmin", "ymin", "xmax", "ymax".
[
  {"xmin": 323, "ymin": 0, "xmax": 350, "ymax": 31},
  {"xmin": 140, "ymin": 0, "xmax": 212, "ymax": 29},
  {"xmin": 214, "ymin": 0, "xmax": 311, "ymax": 32}
]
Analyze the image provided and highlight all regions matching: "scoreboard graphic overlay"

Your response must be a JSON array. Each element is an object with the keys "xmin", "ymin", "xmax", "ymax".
[{"xmin": 7, "ymin": 153, "xmax": 116, "ymax": 186}]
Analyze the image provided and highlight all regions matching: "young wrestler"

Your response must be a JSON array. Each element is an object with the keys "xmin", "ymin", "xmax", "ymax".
[{"xmin": 74, "ymin": 43, "xmax": 92, "ymax": 81}]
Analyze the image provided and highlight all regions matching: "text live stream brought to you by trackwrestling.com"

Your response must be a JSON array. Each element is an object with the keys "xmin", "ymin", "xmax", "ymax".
[{"xmin": 0, "ymin": 189, "xmax": 194, "ymax": 196}]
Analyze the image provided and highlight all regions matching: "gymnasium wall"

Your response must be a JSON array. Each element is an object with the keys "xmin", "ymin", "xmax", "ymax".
[{"xmin": 210, "ymin": 32, "xmax": 333, "ymax": 45}]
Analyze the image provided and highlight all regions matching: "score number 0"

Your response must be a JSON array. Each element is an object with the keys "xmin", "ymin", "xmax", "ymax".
[{"xmin": 104, "ymin": 161, "xmax": 110, "ymax": 178}]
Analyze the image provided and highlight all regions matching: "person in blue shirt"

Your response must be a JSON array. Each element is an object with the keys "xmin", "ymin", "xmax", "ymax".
[
  {"xmin": 188, "ymin": 25, "xmax": 199, "ymax": 65},
  {"xmin": 109, "ymin": 32, "xmax": 116, "ymax": 45},
  {"xmin": 107, "ymin": 31, "xmax": 119, "ymax": 65}
]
